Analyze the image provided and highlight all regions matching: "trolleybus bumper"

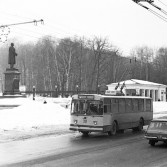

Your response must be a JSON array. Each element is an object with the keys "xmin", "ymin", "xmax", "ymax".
[{"xmin": 69, "ymin": 124, "xmax": 104, "ymax": 132}]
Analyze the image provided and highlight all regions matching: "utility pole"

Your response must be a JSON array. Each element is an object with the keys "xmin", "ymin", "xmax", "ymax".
[{"xmin": 79, "ymin": 39, "xmax": 83, "ymax": 91}]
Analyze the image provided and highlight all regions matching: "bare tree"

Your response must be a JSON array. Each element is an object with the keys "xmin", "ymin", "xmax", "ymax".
[
  {"xmin": 88, "ymin": 37, "xmax": 110, "ymax": 90},
  {"xmin": 57, "ymin": 38, "xmax": 75, "ymax": 91},
  {"xmin": 130, "ymin": 46, "xmax": 153, "ymax": 81}
]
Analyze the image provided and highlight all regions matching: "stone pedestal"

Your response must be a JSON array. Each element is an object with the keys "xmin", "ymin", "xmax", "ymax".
[{"xmin": 3, "ymin": 68, "xmax": 21, "ymax": 95}]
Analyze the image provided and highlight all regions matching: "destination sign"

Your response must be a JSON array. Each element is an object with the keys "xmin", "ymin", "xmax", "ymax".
[{"xmin": 78, "ymin": 95, "xmax": 94, "ymax": 99}]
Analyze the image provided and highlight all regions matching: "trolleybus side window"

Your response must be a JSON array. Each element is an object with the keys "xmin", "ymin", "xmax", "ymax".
[
  {"xmin": 133, "ymin": 99, "xmax": 139, "ymax": 112},
  {"xmin": 104, "ymin": 105, "xmax": 111, "ymax": 114},
  {"xmin": 104, "ymin": 98, "xmax": 110, "ymax": 105},
  {"xmin": 119, "ymin": 99, "xmax": 125, "ymax": 113},
  {"xmin": 111, "ymin": 98, "xmax": 118, "ymax": 113},
  {"xmin": 125, "ymin": 99, "xmax": 132, "ymax": 113},
  {"xmin": 104, "ymin": 98, "xmax": 111, "ymax": 114},
  {"xmin": 104, "ymin": 105, "xmax": 107, "ymax": 113},
  {"xmin": 146, "ymin": 99, "xmax": 151, "ymax": 111},
  {"xmin": 138, "ymin": 99, "xmax": 144, "ymax": 112}
]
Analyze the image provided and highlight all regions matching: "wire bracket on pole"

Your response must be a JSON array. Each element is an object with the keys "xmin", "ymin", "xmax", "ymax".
[
  {"xmin": 0, "ymin": 19, "xmax": 44, "ymax": 28},
  {"xmin": 0, "ymin": 19, "xmax": 44, "ymax": 43}
]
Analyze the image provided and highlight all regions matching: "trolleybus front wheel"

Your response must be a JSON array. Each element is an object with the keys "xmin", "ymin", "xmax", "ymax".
[
  {"xmin": 108, "ymin": 121, "xmax": 117, "ymax": 136},
  {"xmin": 81, "ymin": 131, "xmax": 89, "ymax": 136}
]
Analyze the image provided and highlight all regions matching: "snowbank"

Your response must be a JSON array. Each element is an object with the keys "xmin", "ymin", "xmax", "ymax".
[
  {"xmin": 153, "ymin": 101, "xmax": 167, "ymax": 119},
  {"xmin": 0, "ymin": 97, "xmax": 71, "ymax": 130}
]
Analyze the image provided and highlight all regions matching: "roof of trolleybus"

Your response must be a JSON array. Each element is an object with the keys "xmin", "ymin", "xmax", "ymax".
[{"xmin": 72, "ymin": 94, "xmax": 152, "ymax": 100}]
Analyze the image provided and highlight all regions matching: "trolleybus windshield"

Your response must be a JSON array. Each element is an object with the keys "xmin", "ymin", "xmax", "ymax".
[{"xmin": 71, "ymin": 100, "xmax": 103, "ymax": 115}]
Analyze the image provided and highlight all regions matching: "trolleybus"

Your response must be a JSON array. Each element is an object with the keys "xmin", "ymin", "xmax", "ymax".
[{"xmin": 69, "ymin": 93, "xmax": 153, "ymax": 136}]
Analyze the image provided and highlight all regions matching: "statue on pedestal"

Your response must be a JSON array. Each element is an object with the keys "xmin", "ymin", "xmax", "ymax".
[
  {"xmin": 8, "ymin": 43, "xmax": 17, "ymax": 69},
  {"xmin": 3, "ymin": 43, "xmax": 21, "ymax": 95}
]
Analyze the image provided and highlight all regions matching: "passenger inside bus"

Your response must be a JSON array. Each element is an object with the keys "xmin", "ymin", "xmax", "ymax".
[{"xmin": 89, "ymin": 104, "xmax": 98, "ymax": 114}]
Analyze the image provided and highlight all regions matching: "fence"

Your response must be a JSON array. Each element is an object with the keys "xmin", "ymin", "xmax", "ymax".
[{"xmin": 20, "ymin": 90, "xmax": 105, "ymax": 98}]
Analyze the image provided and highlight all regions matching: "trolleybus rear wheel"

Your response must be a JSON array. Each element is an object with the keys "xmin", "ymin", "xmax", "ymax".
[
  {"xmin": 137, "ymin": 118, "xmax": 144, "ymax": 131},
  {"xmin": 132, "ymin": 118, "xmax": 144, "ymax": 132}
]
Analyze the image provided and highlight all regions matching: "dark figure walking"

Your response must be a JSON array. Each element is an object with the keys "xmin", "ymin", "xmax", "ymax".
[{"xmin": 8, "ymin": 43, "xmax": 17, "ymax": 69}]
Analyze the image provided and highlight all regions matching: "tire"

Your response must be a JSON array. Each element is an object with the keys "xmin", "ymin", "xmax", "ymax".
[
  {"xmin": 138, "ymin": 119, "xmax": 144, "ymax": 131},
  {"xmin": 117, "ymin": 129, "xmax": 124, "ymax": 134},
  {"xmin": 133, "ymin": 119, "xmax": 144, "ymax": 132},
  {"xmin": 108, "ymin": 121, "xmax": 117, "ymax": 136},
  {"xmin": 163, "ymin": 141, "xmax": 167, "ymax": 144},
  {"xmin": 149, "ymin": 140, "xmax": 155, "ymax": 146},
  {"xmin": 81, "ymin": 131, "xmax": 89, "ymax": 136}
]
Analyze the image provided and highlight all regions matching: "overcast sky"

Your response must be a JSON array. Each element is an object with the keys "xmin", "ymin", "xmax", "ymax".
[{"xmin": 0, "ymin": 0, "xmax": 167, "ymax": 55}]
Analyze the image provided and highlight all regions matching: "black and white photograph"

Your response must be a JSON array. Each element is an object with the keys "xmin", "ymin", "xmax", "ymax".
[{"xmin": 0, "ymin": 0, "xmax": 167, "ymax": 166}]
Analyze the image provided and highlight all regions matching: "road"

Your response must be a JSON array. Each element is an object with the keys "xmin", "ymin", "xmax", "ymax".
[{"xmin": 0, "ymin": 130, "xmax": 167, "ymax": 167}]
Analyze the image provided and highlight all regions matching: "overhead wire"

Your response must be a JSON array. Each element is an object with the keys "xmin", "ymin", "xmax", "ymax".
[
  {"xmin": 10, "ymin": 28, "xmax": 43, "ymax": 40},
  {"xmin": 148, "ymin": 8, "xmax": 167, "ymax": 22},
  {"xmin": 0, "ymin": 19, "xmax": 82, "ymax": 43},
  {"xmin": 0, "ymin": 8, "xmax": 85, "ymax": 38},
  {"xmin": 0, "ymin": 9, "xmax": 45, "ymax": 42},
  {"xmin": 0, "ymin": 5, "xmax": 44, "ymax": 42},
  {"xmin": 0, "ymin": 6, "xmax": 100, "ymax": 43},
  {"xmin": 8, "ymin": 20, "xmax": 85, "ymax": 44},
  {"xmin": 0, "ymin": 8, "xmax": 34, "ymax": 21},
  {"xmin": 43, "ymin": 18, "xmax": 88, "ymax": 38},
  {"xmin": 148, "ymin": 1, "xmax": 167, "ymax": 15},
  {"xmin": 133, "ymin": 0, "xmax": 167, "ymax": 23},
  {"xmin": 11, "ymin": 23, "xmax": 77, "ymax": 41},
  {"xmin": 0, "ymin": 2, "xmax": 93, "ymax": 38},
  {"xmin": 0, "ymin": 5, "xmax": 95, "ymax": 43},
  {"xmin": 8, "ymin": 23, "xmax": 79, "ymax": 44},
  {"xmin": 157, "ymin": 0, "xmax": 167, "ymax": 8},
  {"xmin": 0, "ymin": 19, "xmax": 44, "ymax": 28},
  {"xmin": 0, "ymin": 20, "xmax": 44, "ymax": 42}
]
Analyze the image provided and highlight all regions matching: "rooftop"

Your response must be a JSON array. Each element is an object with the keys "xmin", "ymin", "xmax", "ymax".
[{"xmin": 107, "ymin": 79, "xmax": 167, "ymax": 87}]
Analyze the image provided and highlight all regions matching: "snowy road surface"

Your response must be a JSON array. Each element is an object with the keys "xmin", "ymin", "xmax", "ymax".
[{"xmin": 1, "ymin": 131, "xmax": 167, "ymax": 167}]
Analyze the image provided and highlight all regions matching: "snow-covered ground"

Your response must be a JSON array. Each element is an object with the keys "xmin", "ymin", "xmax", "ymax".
[
  {"xmin": 152, "ymin": 101, "xmax": 167, "ymax": 119},
  {"xmin": 0, "ymin": 96, "xmax": 71, "ymax": 130},
  {"xmin": 0, "ymin": 95, "xmax": 72, "ymax": 143},
  {"xmin": 0, "ymin": 96, "xmax": 167, "ymax": 143}
]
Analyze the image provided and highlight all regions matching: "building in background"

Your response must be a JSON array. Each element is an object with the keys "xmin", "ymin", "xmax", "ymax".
[{"xmin": 107, "ymin": 79, "xmax": 167, "ymax": 102}]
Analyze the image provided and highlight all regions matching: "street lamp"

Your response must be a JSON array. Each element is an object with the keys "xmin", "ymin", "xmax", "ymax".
[
  {"xmin": 32, "ymin": 86, "xmax": 36, "ymax": 100},
  {"xmin": 97, "ymin": 84, "xmax": 100, "ymax": 94},
  {"xmin": 55, "ymin": 85, "xmax": 58, "ymax": 97},
  {"xmin": 76, "ymin": 85, "xmax": 79, "ymax": 94}
]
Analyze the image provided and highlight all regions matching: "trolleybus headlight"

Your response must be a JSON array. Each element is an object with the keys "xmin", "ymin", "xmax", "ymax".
[
  {"xmin": 74, "ymin": 120, "xmax": 78, "ymax": 124},
  {"xmin": 94, "ymin": 121, "xmax": 97, "ymax": 125}
]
